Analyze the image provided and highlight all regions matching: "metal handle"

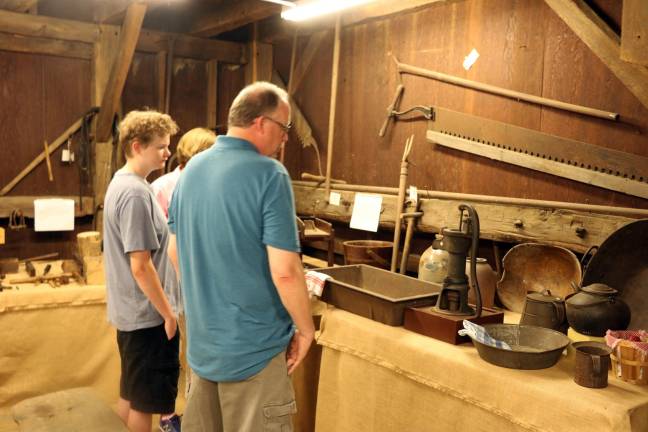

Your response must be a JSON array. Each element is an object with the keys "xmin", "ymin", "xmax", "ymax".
[{"xmin": 591, "ymin": 354, "xmax": 601, "ymax": 375}]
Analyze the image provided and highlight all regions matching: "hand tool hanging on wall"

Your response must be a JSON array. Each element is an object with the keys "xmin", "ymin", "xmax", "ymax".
[
  {"xmin": 391, "ymin": 135, "xmax": 414, "ymax": 273},
  {"xmin": 394, "ymin": 56, "xmax": 619, "ymax": 121},
  {"xmin": 0, "ymin": 117, "xmax": 84, "ymax": 196},
  {"xmin": 426, "ymin": 107, "xmax": 648, "ymax": 199},
  {"xmin": 378, "ymin": 84, "xmax": 404, "ymax": 137},
  {"xmin": 8, "ymin": 210, "xmax": 26, "ymax": 230},
  {"xmin": 43, "ymin": 141, "xmax": 54, "ymax": 182}
]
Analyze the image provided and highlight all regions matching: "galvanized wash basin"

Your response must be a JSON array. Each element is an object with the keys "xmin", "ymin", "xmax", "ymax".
[{"xmin": 318, "ymin": 264, "xmax": 440, "ymax": 326}]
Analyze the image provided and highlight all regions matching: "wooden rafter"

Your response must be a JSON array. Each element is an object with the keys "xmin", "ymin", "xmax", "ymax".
[
  {"xmin": 0, "ymin": 9, "xmax": 245, "ymax": 63},
  {"xmin": 93, "ymin": 0, "xmax": 166, "ymax": 24},
  {"xmin": 544, "ymin": 0, "xmax": 648, "ymax": 109},
  {"xmin": 621, "ymin": 0, "xmax": 648, "ymax": 66},
  {"xmin": 95, "ymin": 2, "xmax": 147, "ymax": 142},
  {"xmin": 342, "ymin": 0, "xmax": 448, "ymax": 26},
  {"xmin": 0, "ymin": 0, "xmax": 37, "ymax": 12},
  {"xmin": 190, "ymin": 0, "xmax": 280, "ymax": 38},
  {"xmin": 289, "ymin": 30, "xmax": 327, "ymax": 95}
]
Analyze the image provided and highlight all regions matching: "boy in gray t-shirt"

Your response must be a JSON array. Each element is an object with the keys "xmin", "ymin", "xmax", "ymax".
[{"xmin": 103, "ymin": 110, "xmax": 182, "ymax": 432}]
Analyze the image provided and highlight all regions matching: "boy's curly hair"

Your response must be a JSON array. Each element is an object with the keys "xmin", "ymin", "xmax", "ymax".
[{"xmin": 118, "ymin": 110, "xmax": 179, "ymax": 158}]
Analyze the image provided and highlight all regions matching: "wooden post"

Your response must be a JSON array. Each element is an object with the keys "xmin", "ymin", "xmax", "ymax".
[
  {"xmin": 156, "ymin": 51, "xmax": 167, "ymax": 112},
  {"xmin": 206, "ymin": 59, "xmax": 218, "ymax": 129},
  {"xmin": 324, "ymin": 15, "xmax": 341, "ymax": 199},
  {"xmin": 93, "ymin": 2, "xmax": 147, "ymax": 213}
]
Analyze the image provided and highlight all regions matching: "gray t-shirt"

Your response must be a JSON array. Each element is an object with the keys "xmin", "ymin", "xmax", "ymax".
[{"xmin": 103, "ymin": 171, "xmax": 179, "ymax": 331}]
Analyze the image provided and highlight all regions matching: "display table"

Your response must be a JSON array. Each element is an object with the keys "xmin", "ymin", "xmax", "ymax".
[
  {"xmin": 0, "ymin": 273, "xmax": 323, "ymax": 432},
  {"xmin": 314, "ymin": 308, "xmax": 648, "ymax": 432},
  {"xmin": 0, "ymin": 281, "xmax": 120, "ymax": 409}
]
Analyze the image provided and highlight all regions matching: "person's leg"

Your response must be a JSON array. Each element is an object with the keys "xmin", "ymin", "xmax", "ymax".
[
  {"xmin": 117, "ymin": 398, "xmax": 131, "ymax": 424},
  {"xmin": 126, "ymin": 409, "xmax": 152, "ymax": 432},
  {"xmin": 182, "ymin": 371, "xmax": 223, "ymax": 432},
  {"xmin": 219, "ymin": 351, "xmax": 296, "ymax": 432}
]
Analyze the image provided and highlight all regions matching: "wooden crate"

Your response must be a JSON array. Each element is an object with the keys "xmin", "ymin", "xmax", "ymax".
[{"xmin": 611, "ymin": 341, "xmax": 648, "ymax": 385}]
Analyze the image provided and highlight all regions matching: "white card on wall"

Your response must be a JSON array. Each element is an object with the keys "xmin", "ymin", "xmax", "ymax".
[
  {"xmin": 34, "ymin": 199, "xmax": 75, "ymax": 232},
  {"xmin": 329, "ymin": 191, "xmax": 341, "ymax": 206},
  {"xmin": 350, "ymin": 193, "xmax": 382, "ymax": 232},
  {"xmin": 409, "ymin": 185, "xmax": 418, "ymax": 203}
]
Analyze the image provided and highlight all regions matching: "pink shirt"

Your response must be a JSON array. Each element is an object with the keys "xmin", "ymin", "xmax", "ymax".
[{"xmin": 151, "ymin": 166, "xmax": 182, "ymax": 219}]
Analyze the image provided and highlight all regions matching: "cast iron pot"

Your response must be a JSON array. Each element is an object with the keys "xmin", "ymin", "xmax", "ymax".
[{"xmin": 565, "ymin": 283, "xmax": 631, "ymax": 337}]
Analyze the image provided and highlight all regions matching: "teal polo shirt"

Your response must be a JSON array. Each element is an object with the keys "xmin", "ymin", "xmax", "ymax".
[{"xmin": 168, "ymin": 136, "xmax": 300, "ymax": 382}]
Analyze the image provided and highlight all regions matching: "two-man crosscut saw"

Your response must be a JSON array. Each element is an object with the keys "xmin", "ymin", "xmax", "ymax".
[{"xmin": 425, "ymin": 107, "xmax": 648, "ymax": 200}]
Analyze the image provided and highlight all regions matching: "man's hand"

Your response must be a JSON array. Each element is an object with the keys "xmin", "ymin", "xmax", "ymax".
[
  {"xmin": 286, "ymin": 329, "xmax": 314, "ymax": 374},
  {"xmin": 164, "ymin": 316, "xmax": 178, "ymax": 340}
]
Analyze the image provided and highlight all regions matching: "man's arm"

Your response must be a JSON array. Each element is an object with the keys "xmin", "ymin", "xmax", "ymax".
[
  {"xmin": 267, "ymin": 245, "xmax": 315, "ymax": 374},
  {"xmin": 130, "ymin": 250, "xmax": 177, "ymax": 340}
]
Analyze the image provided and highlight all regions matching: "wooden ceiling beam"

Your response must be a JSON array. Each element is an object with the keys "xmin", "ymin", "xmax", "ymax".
[
  {"xmin": 0, "ymin": 8, "xmax": 99, "ymax": 43},
  {"xmin": 0, "ymin": 8, "xmax": 245, "ymax": 63},
  {"xmin": 342, "ymin": 0, "xmax": 449, "ymax": 26},
  {"xmin": 544, "ymin": 0, "xmax": 648, "ymax": 110},
  {"xmin": 190, "ymin": 0, "xmax": 280, "ymax": 38},
  {"xmin": 621, "ymin": 0, "xmax": 648, "ymax": 66},
  {"xmin": 93, "ymin": 0, "xmax": 164, "ymax": 24},
  {"xmin": 0, "ymin": 0, "xmax": 38, "ymax": 12}
]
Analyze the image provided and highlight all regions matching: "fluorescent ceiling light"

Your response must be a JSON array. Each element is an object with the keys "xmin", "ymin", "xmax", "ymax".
[
  {"xmin": 263, "ymin": 0, "xmax": 296, "ymax": 7},
  {"xmin": 280, "ymin": 0, "xmax": 375, "ymax": 22}
]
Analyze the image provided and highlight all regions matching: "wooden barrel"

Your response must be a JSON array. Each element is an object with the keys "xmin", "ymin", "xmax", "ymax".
[{"xmin": 342, "ymin": 240, "xmax": 393, "ymax": 269}]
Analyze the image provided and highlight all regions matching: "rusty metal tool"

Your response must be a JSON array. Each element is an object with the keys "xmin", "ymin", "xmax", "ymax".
[{"xmin": 426, "ymin": 107, "xmax": 648, "ymax": 199}]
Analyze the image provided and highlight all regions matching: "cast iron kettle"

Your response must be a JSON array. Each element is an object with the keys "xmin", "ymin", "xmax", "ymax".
[
  {"xmin": 565, "ymin": 283, "xmax": 631, "ymax": 336},
  {"xmin": 520, "ymin": 290, "xmax": 567, "ymax": 334}
]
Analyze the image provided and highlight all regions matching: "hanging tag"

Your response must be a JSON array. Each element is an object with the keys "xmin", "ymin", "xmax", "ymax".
[
  {"xmin": 409, "ymin": 185, "xmax": 418, "ymax": 203},
  {"xmin": 329, "ymin": 191, "xmax": 341, "ymax": 206}
]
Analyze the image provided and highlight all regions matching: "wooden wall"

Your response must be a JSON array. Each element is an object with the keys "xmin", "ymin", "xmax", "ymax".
[
  {"xmin": 277, "ymin": 0, "xmax": 648, "ymax": 210},
  {"xmin": 0, "ymin": 31, "xmax": 244, "ymax": 260}
]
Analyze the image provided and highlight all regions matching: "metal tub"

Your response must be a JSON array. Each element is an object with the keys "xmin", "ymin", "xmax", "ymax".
[{"xmin": 318, "ymin": 264, "xmax": 440, "ymax": 326}]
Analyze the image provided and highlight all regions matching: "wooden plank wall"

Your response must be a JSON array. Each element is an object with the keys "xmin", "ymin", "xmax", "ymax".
[
  {"xmin": 0, "ymin": 51, "xmax": 90, "ymax": 196},
  {"xmin": 0, "ymin": 37, "xmax": 244, "ymax": 260},
  {"xmin": 276, "ymin": 0, "xmax": 648, "ymax": 210}
]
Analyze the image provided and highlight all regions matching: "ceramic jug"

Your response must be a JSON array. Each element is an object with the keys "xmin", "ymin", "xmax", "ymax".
[
  {"xmin": 466, "ymin": 257, "xmax": 497, "ymax": 308},
  {"xmin": 520, "ymin": 290, "xmax": 567, "ymax": 333},
  {"xmin": 565, "ymin": 283, "xmax": 631, "ymax": 337},
  {"xmin": 418, "ymin": 245, "xmax": 449, "ymax": 284}
]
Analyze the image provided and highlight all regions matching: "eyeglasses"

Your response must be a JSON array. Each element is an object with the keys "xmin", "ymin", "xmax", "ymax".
[{"xmin": 262, "ymin": 116, "xmax": 292, "ymax": 134}]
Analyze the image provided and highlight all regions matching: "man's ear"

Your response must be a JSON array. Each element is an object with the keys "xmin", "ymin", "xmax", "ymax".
[{"xmin": 253, "ymin": 116, "xmax": 265, "ymax": 133}]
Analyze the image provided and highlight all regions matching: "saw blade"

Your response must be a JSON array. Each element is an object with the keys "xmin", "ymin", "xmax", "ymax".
[
  {"xmin": 428, "ymin": 107, "xmax": 648, "ymax": 183},
  {"xmin": 426, "ymin": 108, "xmax": 648, "ymax": 200}
]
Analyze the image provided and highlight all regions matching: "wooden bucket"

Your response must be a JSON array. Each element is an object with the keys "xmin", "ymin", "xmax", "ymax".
[
  {"xmin": 342, "ymin": 240, "xmax": 393, "ymax": 269},
  {"xmin": 611, "ymin": 341, "xmax": 648, "ymax": 385}
]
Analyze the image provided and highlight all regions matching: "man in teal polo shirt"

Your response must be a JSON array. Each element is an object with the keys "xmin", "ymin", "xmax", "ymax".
[{"xmin": 167, "ymin": 81, "xmax": 314, "ymax": 432}]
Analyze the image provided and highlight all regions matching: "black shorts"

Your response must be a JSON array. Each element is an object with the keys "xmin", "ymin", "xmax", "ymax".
[{"xmin": 117, "ymin": 323, "xmax": 180, "ymax": 414}]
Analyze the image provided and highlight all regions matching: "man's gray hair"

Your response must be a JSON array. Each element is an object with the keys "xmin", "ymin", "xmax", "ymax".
[{"xmin": 228, "ymin": 81, "xmax": 289, "ymax": 128}]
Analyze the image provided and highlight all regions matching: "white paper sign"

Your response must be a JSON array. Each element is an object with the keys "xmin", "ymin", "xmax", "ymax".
[
  {"xmin": 34, "ymin": 199, "xmax": 75, "ymax": 232},
  {"xmin": 329, "ymin": 191, "xmax": 341, "ymax": 206},
  {"xmin": 409, "ymin": 185, "xmax": 418, "ymax": 203},
  {"xmin": 463, "ymin": 48, "xmax": 480, "ymax": 70},
  {"xmin": 350, "ymin": 193, "xmax": 382, "ymax": 232}
]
